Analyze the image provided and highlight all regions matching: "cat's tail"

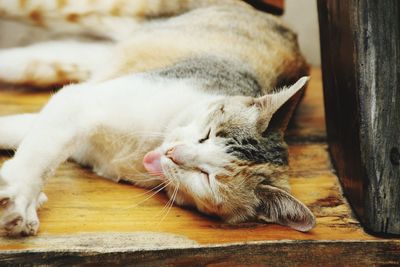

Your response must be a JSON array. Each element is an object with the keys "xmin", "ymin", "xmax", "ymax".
[{"xmin": 0, "ymin": 0, "xmax": 241, "ymax": 41}]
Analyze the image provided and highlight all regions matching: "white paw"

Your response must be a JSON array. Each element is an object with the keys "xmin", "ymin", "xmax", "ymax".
[
  {"xmin": 0, "ymin": 185, "xmax": 47, "ymax": 236},
  {"xmin": 0, "ymin": 50, "xmax": 89, "ymax": 87}
]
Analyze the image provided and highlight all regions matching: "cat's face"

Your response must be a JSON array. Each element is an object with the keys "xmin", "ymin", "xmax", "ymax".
[{"xmin": 143, "ymin": 77, "xmax": 315, "ymax": 231}]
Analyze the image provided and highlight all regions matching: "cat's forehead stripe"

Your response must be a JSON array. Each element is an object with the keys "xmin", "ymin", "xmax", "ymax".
[{"xmin": 225, "ymin": 131, "xmax": 288, "ymax": 165}]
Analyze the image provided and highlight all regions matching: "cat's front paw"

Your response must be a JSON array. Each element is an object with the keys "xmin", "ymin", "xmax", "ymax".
[{"xmin": 0, "ymin": 185, "xmax": 47, "ymax": 236}]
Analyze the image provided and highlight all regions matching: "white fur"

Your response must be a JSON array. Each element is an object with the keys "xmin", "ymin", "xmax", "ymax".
[
  {"xmin": 0, "ymin": 40, "xmax": 112, "ymax": 85},
  {"xmin": 0, "ymin": 0, "xmax": 232, "ymax": 40},
  {"xmin": 0, "ymin": 74, "xmax": 224, "ymax": 235},
  {"xmin": 0, "ymin": 0, "xmax": 143, "ymax": 40}
]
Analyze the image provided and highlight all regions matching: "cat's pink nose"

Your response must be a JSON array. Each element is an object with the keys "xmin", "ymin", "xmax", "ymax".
[{"xmin": 165, "ymin": 145, "xmax": 184, "ymax": 165}]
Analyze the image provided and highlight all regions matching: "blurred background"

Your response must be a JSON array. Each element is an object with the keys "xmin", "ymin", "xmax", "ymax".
[
  {"xmin": 283, "ymin": 0, "xmax": 320, "ymax": 66},
  {"xmin": 0, "ymin": 0, "xmax": 320, "ymax": 66}
]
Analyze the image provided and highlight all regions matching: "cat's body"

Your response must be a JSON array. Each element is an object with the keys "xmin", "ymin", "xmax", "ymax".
[{"xmin": 0, "ymin": 0, "xmax": 314, "ymax": 237}]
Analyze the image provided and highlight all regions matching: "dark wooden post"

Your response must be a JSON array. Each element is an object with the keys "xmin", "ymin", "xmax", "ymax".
[{"xmin": 317, "ymin": 0, "xmax": 400, "ymax": 235}]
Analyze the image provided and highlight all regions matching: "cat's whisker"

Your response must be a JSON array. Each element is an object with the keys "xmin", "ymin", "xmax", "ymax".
[
  {"xmin": 129, "ymin": 186, "xmax": 164, "ymax": 201},
  {"xmin": 122, "ymin": 180, "xmax": 172, "ymax": 210},
  {"xmin": 131, "ymin": 176, "xmax": 163, "ymax": 183},
  {"xmin": 156, "ymin": 183, "xmax": 180, "ymax": 226},
  {"xmin": 154, "ymin": 183, "xmax": 176, "ymax": 218},
  {"xmin": 154, "ymin": 195, "xmax": 173, "ymax": 219},
  {"xmin": 153, "ymin": 167, "xmax": 178, "ymax": 219},
  {"xmin": 133, "ymin": 170, "xmax": 164, "ymax": 179},
  {"xmin": 118, "ymin": 162, "xmax": 165, "ymax": 182},
  {"xmin": 131, "ymin": 172, "xmax": 164, "ymax": 178},
  {"xmin": 129, "ymin": 180, "xmax": 169, "ymax": 199}
]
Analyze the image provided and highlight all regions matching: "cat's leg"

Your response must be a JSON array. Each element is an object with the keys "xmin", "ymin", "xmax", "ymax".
[
  {"xmin": 0, "ymin": 40, "xmax": 112, "ymax": 87},
  {"xmin": 0, "ymin": 84, "xmax": 95, "ymax": 236},
  {"xmin": 0, "ymin": 0, "xmax": 144, "ymax": 40},
  {"xmin": 0, "ymin": 0, "xmax": 239, "ymax": 40},
  {"xmin": 0, "ymin": 113, "xmax": 37, "ymax": 150}
]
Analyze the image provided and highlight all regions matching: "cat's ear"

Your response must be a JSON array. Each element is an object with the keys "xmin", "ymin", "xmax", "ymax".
[
  {"xmin": 254, "ymin": 76, "xmax": 309, "ymax": 132},
  {"xmin": 255, "ymin": 76, "xmax": 309, "ymax": 113},
  {"xmin": 255, "ymin": 184, "xmax": 316, "ymax": 232}
]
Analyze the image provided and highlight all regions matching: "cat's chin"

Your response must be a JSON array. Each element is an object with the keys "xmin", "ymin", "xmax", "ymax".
[{"xmin": 143, "ymin": 150, "xmax": 164, "ymax": 177}]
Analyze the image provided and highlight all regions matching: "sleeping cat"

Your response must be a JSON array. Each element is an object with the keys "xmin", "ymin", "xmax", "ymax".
[{"xmin": 0, "ymin": 0, "xmax": 314, "ymax": 236}]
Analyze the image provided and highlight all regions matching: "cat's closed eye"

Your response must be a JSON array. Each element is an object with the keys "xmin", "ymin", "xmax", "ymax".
[
  {"xmin": 216, "ymin": 130, "xmax": 228, "ymax": 138},
  {"xmin": 198, "ymin": 128, "xmax": 211, "ymax": 143}
]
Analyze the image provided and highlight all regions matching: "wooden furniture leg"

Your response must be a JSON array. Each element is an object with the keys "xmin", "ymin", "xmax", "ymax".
[{"xmin": 317, "ymin": 0, "xmax": 400, "ymax": 235}]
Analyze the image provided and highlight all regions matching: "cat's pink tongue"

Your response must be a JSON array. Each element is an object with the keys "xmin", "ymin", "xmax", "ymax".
[{"xmin": 143, "ymin": 151, "xmax": 163, "ymax": 176}]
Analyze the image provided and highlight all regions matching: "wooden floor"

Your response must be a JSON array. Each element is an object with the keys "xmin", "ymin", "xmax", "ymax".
[{"xmin": 0, "ymin": 68, "xmax": 399, "ymax": 265}]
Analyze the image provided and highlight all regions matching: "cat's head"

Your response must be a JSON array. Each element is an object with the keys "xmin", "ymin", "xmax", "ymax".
[{"xmin": 143, "ymin": 77, "xmax": 315, "ymax": 231}]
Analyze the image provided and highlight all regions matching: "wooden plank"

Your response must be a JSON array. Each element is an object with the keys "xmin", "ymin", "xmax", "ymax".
[
  {"xmin": 0, "ymin": 143, "xmax": 375, "ymax": 247},
  {"xmin": 1, "ymin": 241, "xmax": 400, "ymax": 266},
  {"xmin": 317, "ymin": 0, "xmax": 400, "ymax": 235},
  {"xmin": 286, "ymin": 68, "xmax": 326, "ymax": 142},
  {"xmin": 0, "ymin": 68, "xmax": 369, "ymax": 245},
  {"xmin": 0, "ymin": 68, "xmax": 399, "ymax": 264}
]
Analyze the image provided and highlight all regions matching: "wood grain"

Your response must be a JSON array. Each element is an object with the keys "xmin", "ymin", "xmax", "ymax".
[
  {"xmin": 318, "ymin": 0, "xmax": 400, "ymax": 235},
  {"xmin": 0, "ymin": 143, "xmax": 373, "ymax": 246},
  {"xmin": 0, "ymin": 68, "xmax": 398, "ymax": 265},
  {"xmin": 2, "ymin": 241, "xmax": 400, "ymax": 266},
  {"xmin": 286, "ymin": 68, "xmax": 326, "ymax": 142}
]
